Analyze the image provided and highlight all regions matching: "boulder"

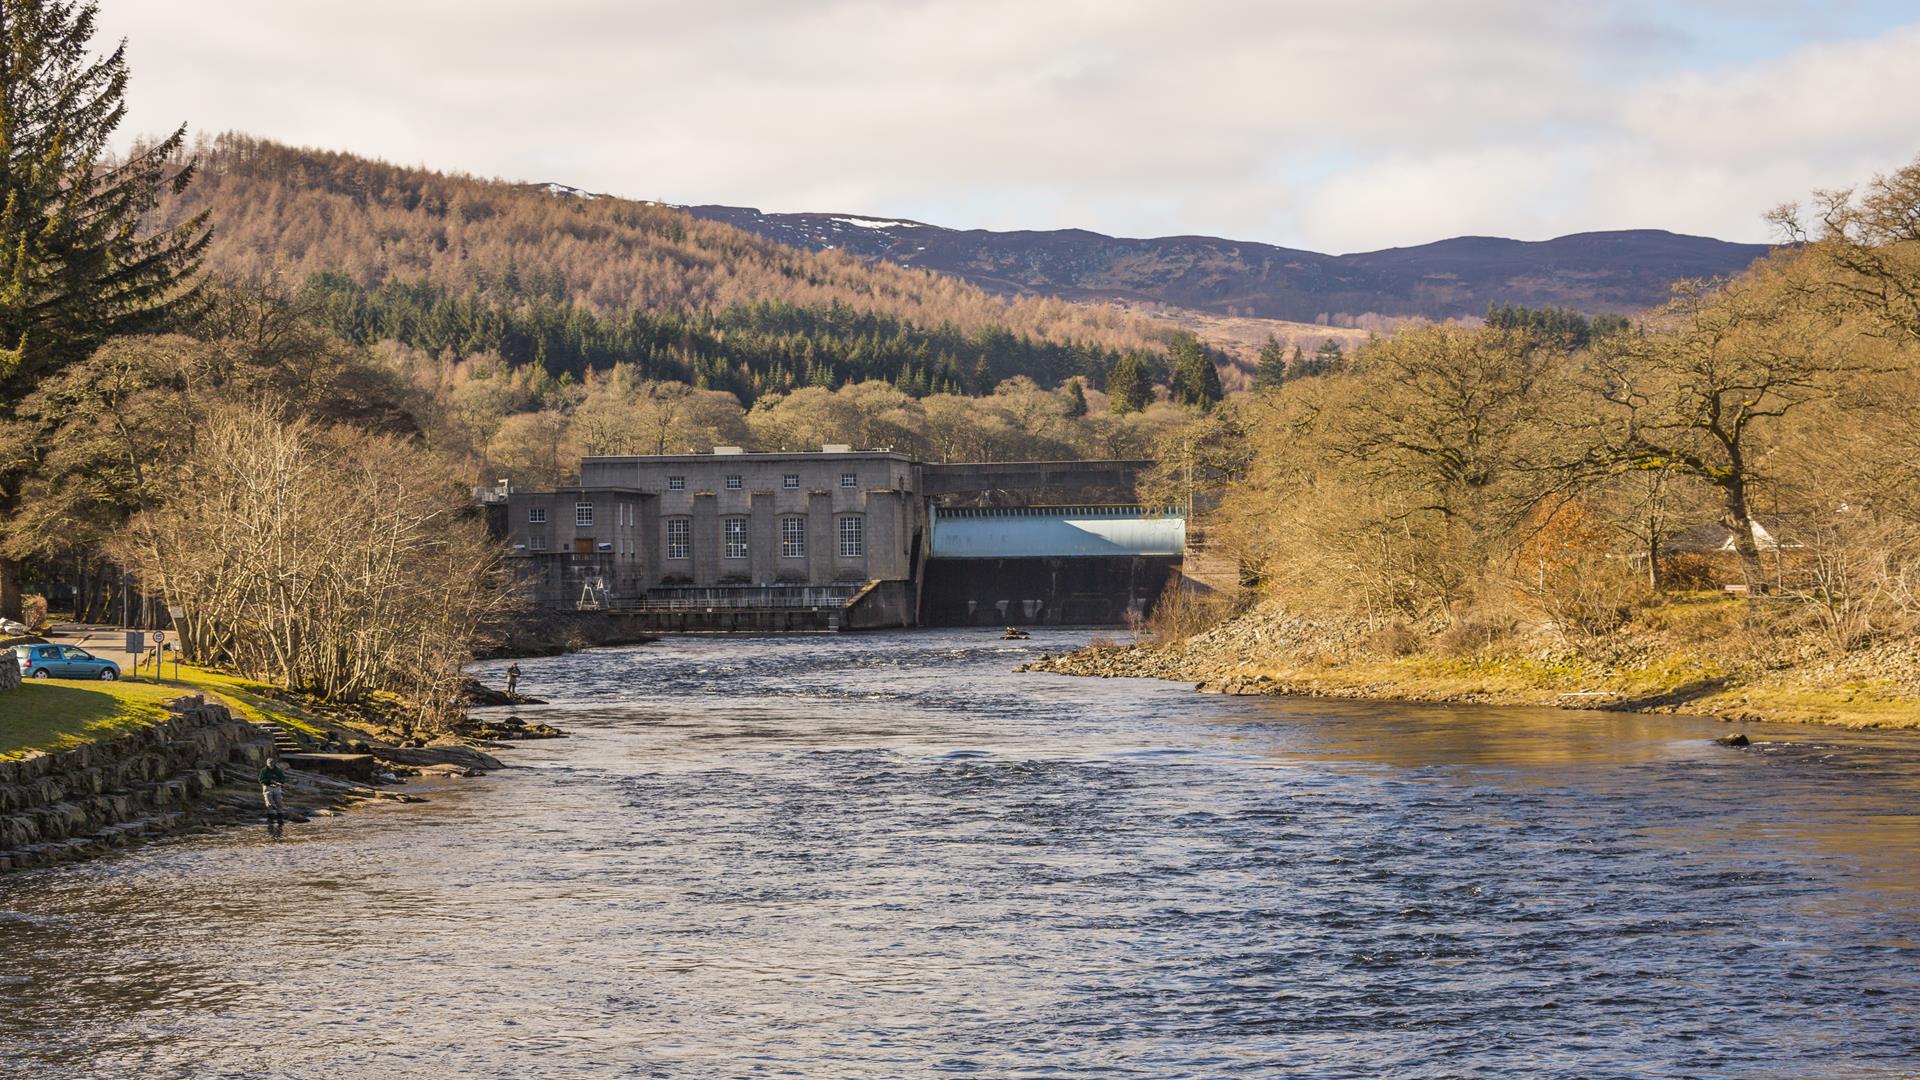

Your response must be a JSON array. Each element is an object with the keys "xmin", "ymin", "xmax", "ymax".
[
  {"xmin": 1715, "ymin": 733, "xmax": 1751, "ymax": 747},
  {"xmin": 370, "ymin": 745, "xmax": 505, "ymax": 772}
]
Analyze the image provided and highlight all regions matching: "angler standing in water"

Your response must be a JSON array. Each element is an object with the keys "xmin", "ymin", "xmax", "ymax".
[{"xmin": 259, "ymin": 758, "xmax": 288, "ymax": 824}]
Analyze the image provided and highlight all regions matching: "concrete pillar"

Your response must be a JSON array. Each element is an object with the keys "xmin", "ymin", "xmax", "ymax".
[
  {"xmin": 750, "ymin": 491, "xmax": 777, "ymax": 586},
  {"xmin": 639, "ymin": 500, "xmax": 661, "ymax": 590},
  {"xmin": 867, "ymin": 490, "xmax": 903, "ymax": 579},
  {"xmin": 807, "ymin": 491, "xmax": 834, "ymax": 584},
  {"xmin": 691, "ymin": 492, "xmax": 718, "ymax": 586}
]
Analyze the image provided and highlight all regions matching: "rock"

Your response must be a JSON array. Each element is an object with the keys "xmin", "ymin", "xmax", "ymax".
[
  {"xmin": 1715, "ymin": 733, "xmax": 1751, "ymax": 747},
  {"xmin": 460, "ymin": 676, "xmax": 548, "ymax": 707},
  {"xmin": 413, "ymin": 762, "xmax": 482, "ymax": 778},
  {"xmin": 370, "ymin": 745, "xmax": 506, "ymax": 772}
]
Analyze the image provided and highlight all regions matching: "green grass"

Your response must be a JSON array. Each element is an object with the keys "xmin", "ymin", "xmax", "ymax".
[
  {"xmin": 0, "ymin": 679, "xmax": 191, "ymax": 759},
  {"xmin": 0, "ymin": 662, "xmax": 347, "ymax": 760}
]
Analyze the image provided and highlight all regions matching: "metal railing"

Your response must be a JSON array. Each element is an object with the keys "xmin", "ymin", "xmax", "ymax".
[{"xmin": 610, "ymin": 585, "xmax": 864, "ymax": 612}]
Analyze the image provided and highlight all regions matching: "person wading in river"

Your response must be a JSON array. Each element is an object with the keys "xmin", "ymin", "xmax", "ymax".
[{"xmin": 259, "ymin": 759, "xmax": 288, "ymax": 823}]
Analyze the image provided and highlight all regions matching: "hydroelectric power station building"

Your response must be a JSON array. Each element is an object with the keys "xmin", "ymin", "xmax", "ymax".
[{"xmin": 496, "ymin": 446, "xmax": 1192, "ymax": 630}]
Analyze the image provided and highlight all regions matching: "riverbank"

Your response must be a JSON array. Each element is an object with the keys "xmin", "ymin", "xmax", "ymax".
[
  {"xmin": 477, "ymin": 610, "xmax": 659, "ymax": 659},
  {"xmin": 1021, "ymin": 598, "xmax": 1920, "ymax": 729},
  {"xmin": 0, "ymin": 665, "xmax": 548, "ymax": 872}
]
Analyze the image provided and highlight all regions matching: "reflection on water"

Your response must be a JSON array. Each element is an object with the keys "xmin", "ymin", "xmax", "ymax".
[{"xmin": 4, "ymin": 630, "xmax": 1920, "ymax": 1078}]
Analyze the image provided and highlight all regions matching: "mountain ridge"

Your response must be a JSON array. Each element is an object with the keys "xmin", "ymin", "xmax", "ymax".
[{"xmin": 673, "ymin": 204, "xmax": 1775, "ymax": 323}]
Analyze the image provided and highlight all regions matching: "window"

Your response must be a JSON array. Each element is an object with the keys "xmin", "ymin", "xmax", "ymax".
[
  {"xmin": 783, "ymin": 473, "xmax": 800, "ymax": 490},
  {"xmin": 723, "ymin": 517, "xmax": 748, "ymax": 559},
  {"xmin": 840, "ymin": 472, "xmax": 857, "ymax": 488},
  {"xmin": 527, "ymin": 506, "xmax": 547, "ymax": 524},
  {"xmin": 530, "ymin": 532, "xmax": 547, "ymax": 551},
  {"xmin": 575, "ymin": 502, "xmax": 595, "ymax": 526},
  {"xmin": 838, "ymin": 515, "xmax": 864, "ymax": 558},
  {"xmin": 666, "ymin": 518, "xmax": 690, "ymax": 560},
  {"xmin": 668, "ymin": 475, "xmax": 685, "ymax": 491},
  {"xmin": 780, "ymin": 517, "xmax": 807, "ymax": 558},
  {"xmin": 725, "ymin": 474, "xmax": 743, "ymax": 491}
]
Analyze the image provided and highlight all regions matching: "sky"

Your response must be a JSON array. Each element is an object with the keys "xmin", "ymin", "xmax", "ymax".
[{"xmin": 96, "ymin": 0, "xmax": 1920, "ymax": 253}]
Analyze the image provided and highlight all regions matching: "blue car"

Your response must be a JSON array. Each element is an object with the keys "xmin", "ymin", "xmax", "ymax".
[{"xmin": 15, "ymin": 644, "xmax": 120, "ymax": 681}]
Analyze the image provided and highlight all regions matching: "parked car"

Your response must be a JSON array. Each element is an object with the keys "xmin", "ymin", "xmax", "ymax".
[{"xmin": 14, "ymin": 644, "xmax": 119, "ymax": 681}]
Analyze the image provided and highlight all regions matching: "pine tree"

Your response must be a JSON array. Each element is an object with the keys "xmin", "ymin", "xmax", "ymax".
[
  {"xmin": 1063, "ymin": 377, "xmax": 1087, "ymax": 418},
  {"xmin": 1254, "ymin": 335, "xmax": 1289, "ymax": 390},
  {"xmin": 0, "ymin": 1, "xmax": 210, "ymax": 396},
  {"xmin": 1107, "ymin": 351, "xmax": 1150, "ymax": 415},
  {"xmin": 1167, "ymin": 333, "xmax": 1222, "ymax": 408},
  {"xmin": 0, "ymin": 0, "xmax": 210, "ymax": 617}
]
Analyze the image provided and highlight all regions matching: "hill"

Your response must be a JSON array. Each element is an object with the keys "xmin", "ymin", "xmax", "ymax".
[
  {"xmin": 144, "ymin": 136, "xmax": 1179, "ymax": 399},
  {"xmin": 679, "ymin": 206, "xmax": 1773, "ymax": 323}
]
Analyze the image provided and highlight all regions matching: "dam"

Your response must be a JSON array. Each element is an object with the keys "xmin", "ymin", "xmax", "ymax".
[{"xmin": 488, "ymin": 447, "xmax": 1187, "ymax": 629}]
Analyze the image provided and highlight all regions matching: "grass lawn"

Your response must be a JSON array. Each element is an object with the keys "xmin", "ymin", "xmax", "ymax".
[
  {"xmin": 0, "ymin": 664, "xmax": 336, "ymax": 760},
  {"xmin": 0, "ymin": 679, "xmax": 192, "ymax": 759}
]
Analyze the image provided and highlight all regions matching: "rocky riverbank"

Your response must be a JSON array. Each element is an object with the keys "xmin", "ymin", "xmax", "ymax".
[
  {"xmin": 477, "ymin": 611, "xmax": 659, "ymax": 660},
  {"xmin": 1021, "ymin": 601, "xmax": 1920, "ymax": 730},
  {"xmin": 0, "ymin": 689, "xmax": 537, "ymax": 873},
  {"xmin": 1, "ymin": 696, "xmax": 272, "ymax": 871}
]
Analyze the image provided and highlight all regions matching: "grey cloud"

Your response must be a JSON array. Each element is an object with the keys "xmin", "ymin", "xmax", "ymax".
[{"xmin": 95, "ymin": 0, "xmax": 1920, "ymax": 249}]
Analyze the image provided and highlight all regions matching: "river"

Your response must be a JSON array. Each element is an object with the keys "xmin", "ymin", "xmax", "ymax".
[{"xmin": 3, "ymin": 630, "xmax": 1919, "ymax": 1078}]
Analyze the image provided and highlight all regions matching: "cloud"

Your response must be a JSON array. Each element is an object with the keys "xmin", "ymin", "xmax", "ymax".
[{"xmin": 94, "ymin": 0, "xmax": 1920, "ymax": 250}]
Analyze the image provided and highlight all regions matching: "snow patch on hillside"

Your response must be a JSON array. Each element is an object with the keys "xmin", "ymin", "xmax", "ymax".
[{"xmin": 832, "ymin": 217, "xmax": 920, "ymax": 230}]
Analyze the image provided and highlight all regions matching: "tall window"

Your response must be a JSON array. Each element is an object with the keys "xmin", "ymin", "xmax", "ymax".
[
  {"xmin": 575, "ymin": 502, "xmax": 594, "ymax": 526},
  {"xmin": 782, "ymin": 473, "xmax": 800, "ymax": 489},
  {"xmin": 725, "ymin": 474, "xmax": 743, "ymax": 491},
  {"xmin": 666, "ymin": 518, "xmax": 690, "ymax": 560},
  {"xmin": 840, "ymin": 472, "xmax": 857, "ymax": 488},
  {"xmin": 527, "ymin": 506, "xmax": 547, "ymax": 524},
  {"xmin": 668, "ymin": 475, "xmax": 685, "ymax": 491},
  {"xmin": 838, "ymin": 515, "xmax": 865, "ymax": 558},
  {"xmin": 723, "ymin": 517, "xmax": 748, "ymax": 559},
  {"xmin": 780, "ymin": 517, "xmax": 807, "ymax": 558}
]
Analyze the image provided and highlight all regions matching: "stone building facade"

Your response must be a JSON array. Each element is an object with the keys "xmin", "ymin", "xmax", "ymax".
[{"xmin": 504, "ymin": 448, "xmax": 922, "ymax": 608}]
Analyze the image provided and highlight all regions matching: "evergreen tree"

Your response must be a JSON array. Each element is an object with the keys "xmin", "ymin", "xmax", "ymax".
[
  {"xmin": 1107, "ymin": 351, "xmax": 1150, "ymax": 414},
  {"xmin": 1063, "ymin": 377, "xmax": 1087, "ymax": 417},
  {"xmin": 1254, "ymin": 335, "xmax": 1289, "ymax": 390},
  {"xmin": 0, "ymin": 0, "xmax": 210, "ymax": 616},
  {"xmin": 1288, "ymin": 338, "xmax": 1343, "ymax": 379},
  {"xmin": 1168, "ymin": 333, "xmax": 1222, "ymax": 407},
  {"xmin": 0, "ymin": 1, "xmax": 209, "ymax": 396}
]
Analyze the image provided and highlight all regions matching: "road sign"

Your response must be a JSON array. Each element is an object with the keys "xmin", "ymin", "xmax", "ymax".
[{"xmin": 125, "ymin": 630, "xmax": 146, "ymax": 654}]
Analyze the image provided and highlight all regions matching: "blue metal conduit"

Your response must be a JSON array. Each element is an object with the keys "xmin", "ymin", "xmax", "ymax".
[{"xmin": 928, "ymin": 505, "xmax": 1185, "ymax": 559}]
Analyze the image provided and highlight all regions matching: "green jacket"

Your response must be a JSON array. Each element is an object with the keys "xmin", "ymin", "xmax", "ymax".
[{"xmin": 259, "ymin": 765, "xmax": 287, "ymax": 786}]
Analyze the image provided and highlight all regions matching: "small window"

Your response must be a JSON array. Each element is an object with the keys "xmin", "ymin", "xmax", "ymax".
[
  {"xmin": 527, "ymin": 506, "xmax": 547, "ymax": 524},
  {"xmin": 575, "ymin": 502, "xmax": 594, "ymax": 526},
  {"xmin": 725, "ymin": 474, "xmax": 743, "ymax": 491},
  {"xmin": 783, "ymin": 473, "xmax": 800, "ymax": 490},
  {"xmin": 666, "ymin": 518, "xmax": 690, "ymax": 560},
  {"xmin": 780, "ymin": 517, "xmax": 807, "ymax": 559},
  {"xmin": 723, "ymin": 517, "xmax": 748, "ymax": 559},
  {"xmin": 840, "ymin": 472, "xmax": 857, "ymax": 488},
  {"xmin": 838, "ymin": 515, "xmax": 864, "ymax": 558},
  {"xmin": 530, "ymin": 532, "xmax": 547, "ymax": 551},
  {"xmin": 668, "ymin": 475, "xmax": 685, "ymax": 491}
]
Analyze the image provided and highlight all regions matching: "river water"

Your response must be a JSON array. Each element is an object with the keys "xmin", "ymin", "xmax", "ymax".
[{"xmin": 3, "ymin": 630, "xmax": 1919, "ymax": 1078}]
